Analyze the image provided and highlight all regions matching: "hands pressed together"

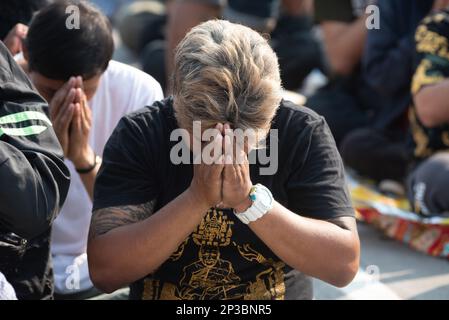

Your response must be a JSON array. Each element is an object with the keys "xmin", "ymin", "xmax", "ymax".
[
  {"xmin": 189, "ymin": 123, "xmax": 254, "ymax": 213},
  {"xmin": 4, "ymin": 23, "xmax": 28, "ymax": 56},
  {"xmin": 49, "ymin": 76, "xmax": 94, "ymax": 170}
]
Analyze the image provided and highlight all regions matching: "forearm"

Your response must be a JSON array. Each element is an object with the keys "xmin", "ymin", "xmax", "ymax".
[
  {"xmin": 321, "ymin": 18, "xmax": 366, "ymax": 75},
  {"xmin": 88, "ymin": 188, "xmax": 210, "ymax": 293},
  {"xmin": 249, "ymin": 201, "xmax": 360, "ymax": 287},
  {"xmin": 281, "ymin": 0, "xmax": 313, "ymax": 16},
  {"xmin": 414, "ymin": 80, "xmax": 449, "ymax": 127}
]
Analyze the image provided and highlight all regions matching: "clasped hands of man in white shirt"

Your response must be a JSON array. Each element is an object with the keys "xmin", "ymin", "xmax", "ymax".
[{"xmin": 49, "ymin": 76, "xmax": 95, "ymax": 170}]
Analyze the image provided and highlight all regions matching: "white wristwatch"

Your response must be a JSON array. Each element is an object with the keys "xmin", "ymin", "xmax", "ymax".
[{"xmin": 234, "ymin": 184, "xmax": 274, "ymax": 225}]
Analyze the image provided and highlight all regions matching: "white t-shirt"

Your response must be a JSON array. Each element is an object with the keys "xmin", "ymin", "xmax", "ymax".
[
  {"xmin": 51, "ymin": 60, "xmax": 163, "ymax": 294},
  {"xmin": 0, "ymin": 272, "xmax": 17, "ymax": 300}
]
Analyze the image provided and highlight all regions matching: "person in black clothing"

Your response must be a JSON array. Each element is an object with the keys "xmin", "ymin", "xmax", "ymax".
[
  {"xmin": 0, "ymin": 41, "xmax": 70, "ymax": 299},
  {"xmin": 87, "ymin": 20, "xmax": 359, "ymax": 300},
  {"xmin": 340, "ymin": 0, "xmax": 436, "ymax": 183},
  {"xmin": 407, "ymin": 8, "xmax": 449, "ymax": 216},
  {"xmin": 307, "ymin": 0, "xmax": 377, "ymax": 146}
]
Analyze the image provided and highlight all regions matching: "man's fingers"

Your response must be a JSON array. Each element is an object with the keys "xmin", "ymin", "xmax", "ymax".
[
  {"xmin": 61, "ymin": 88, "xmax": 77, "ymax": 113},
  {"xmin": 70, "ymin": 103, "xmax": 82, "ymax": 135},
  {"xmin": 52, "ymin": 87, "xmax": 76, "ymax": 122},
  {"xmin": 224, "ymin": 154, "xmax": 237, "ymax": 182},
  {"xmin": 75, "ymin": 76, "xmax": 84, "ymax": 90},
  {"xmin": 4, "ymin": 24, "xmax": 28, "ymax": 55},
  {"xmin": 84, "ymin": 97, "xmax": 92, "ymax": 123},
  {"xmin": 50, "ymin": 77, "xmax": 76, "ymax": 118},
  {"xmin": 81, "ymin": 102, "xmax": 92, "ymax": 135},
  {"xmin": 210, "ymin": 155, "xmax": 225, "ymax": 179},
  {"xmin": 224, "ymin": 132, "xmax": 233, "ymax": 161},
  {"xmin": 76, "ymin": 89, "xmax": 85, "ymax": 117},
  {"xmin": 216, "ymin": 123, "xmax": 224, "ymax": 135},
  {"xmin": 13, "ymin": 24, "xmax": 28, "ymax": 38},
  {"xmin": 55, "ymin": 103, "xmax": 75, "ymax": 133}
]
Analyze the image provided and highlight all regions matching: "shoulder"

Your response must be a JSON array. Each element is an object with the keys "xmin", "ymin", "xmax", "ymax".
[
  {"xmin": 104, "ymin": 60, "xmax": 163, "ymax": 93},
  {"xmin": 116, "ymin": 97, "xmax": 177, "ymax": 137},
  {"xmin": 273, "ymin": 99, "xmax": 327, "ymax": 134},
  {"xmin": 272, "ymin": 100, "xmax": 337, "ymax": 163}
]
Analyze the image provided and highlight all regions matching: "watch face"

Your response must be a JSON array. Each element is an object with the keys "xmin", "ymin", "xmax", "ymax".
[{"xmin": 258, "ymin": 187, "xmax": 273, "ymax": 209}]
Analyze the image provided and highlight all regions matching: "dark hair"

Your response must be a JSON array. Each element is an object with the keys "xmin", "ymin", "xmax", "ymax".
[
  {"xmin": 0, "ymin": 0, "xmax": 51, "ymax": 40},
  {"xmin": 26, "ymin": 0, "xmax": 114, "ymax": 80}
]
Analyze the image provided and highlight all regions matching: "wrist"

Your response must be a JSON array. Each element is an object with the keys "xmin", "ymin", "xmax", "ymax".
[
  {"xmin": 233, "ymin": 184, "xmax": 274, "ymax": 225},
  {"xmin": 72, "ymin": 147, "xmax": 95, "ymax": 169},
  {"xmin": 186, "ymin": 186, "xmax": 212, "ymax": 214},
  {"xmin": 234, "ymin": 197, "xmax": 253, "ymax": 213}
]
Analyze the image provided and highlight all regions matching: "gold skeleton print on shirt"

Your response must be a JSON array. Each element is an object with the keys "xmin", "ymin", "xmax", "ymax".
[{"xmin": 142, "ymin": 208, "xmax": 286, "ymax": 300}]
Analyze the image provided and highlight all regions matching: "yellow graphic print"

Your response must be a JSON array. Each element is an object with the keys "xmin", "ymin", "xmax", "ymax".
[
  {"xmin": 177, "ymin": 245, "xmax": 245, "ymax": 300},
  {"xmin": 142, "ymin": 279, "xmax": 162, "ymax": 300},
  {"xmin": 410, "ymin": 18, "xmax": 449, "ymax": 158},
  {"xmin": 192, "ymin": 209, "xmax": 234, "ymax": 246},
  {"xmin": 415, "ymin": 25, "xmax": 449, "ymax": 61},
  {"xmin": 142, "ymin": 209, "xmax": 286, "ymax": 300},
  {"xmin": 235, "ymin": 244, "xmax": 286, "ymax": 300},
  {"xmin": 411, "ymin": 59, "xmax": 444, "ymax": 95},
  {"xmin": 170, "ymin": 238, "xmax": 189, "ymax": 261},
  {"xmin": 409, "ymin": 108, "xmax": 433, "ymax": 158}
]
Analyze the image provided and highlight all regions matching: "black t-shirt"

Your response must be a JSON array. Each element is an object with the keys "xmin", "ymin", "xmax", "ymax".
[{"xmin": 93, "ymin": 97, "xmax": 354, "ymax": 300}]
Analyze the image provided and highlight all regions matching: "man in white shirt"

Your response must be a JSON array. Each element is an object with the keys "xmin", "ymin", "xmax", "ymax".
[{"xmin": 21, "ymin": 0, "xmax": 163, "ymax": 298}]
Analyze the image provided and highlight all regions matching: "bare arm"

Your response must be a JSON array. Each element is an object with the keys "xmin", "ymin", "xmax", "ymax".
[
  {"xmin": 281, "ymin": 0, "xmax": 313, "ymax": 16},
  {"xmin": 88, "ymin": 127, "xmax": 225, "ymax": 293},
  {"xmin": 87, "ymin": 190, "xmax": 210, "ymax": 293},
  {"xmin": 222, "ymin": 126, "xmax": 359, "ymax": 288},
  {"xmin": 414, "ymin": 79, "xmax": 449, "ymax": 127},
  {"xmin": 321, "ymin": 17, "xmax": 367, "ymax": 76},
  {"xmin": 249, "ymin": 203, "xmax": 360, "ymax": 287}
]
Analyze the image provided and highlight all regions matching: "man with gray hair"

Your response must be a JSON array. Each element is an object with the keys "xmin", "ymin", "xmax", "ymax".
[{"xmin": 88, "ymin": 20, "xmax": 359, "ymax": 300}]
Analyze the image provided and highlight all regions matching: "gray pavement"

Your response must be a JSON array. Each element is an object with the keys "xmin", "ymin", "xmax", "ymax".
[{"xmin": 314, "ymin": 222, "xmax": 449, "ymax": 300}]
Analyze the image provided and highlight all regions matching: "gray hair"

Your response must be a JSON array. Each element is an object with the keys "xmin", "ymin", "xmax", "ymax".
[{"xmin": 172, "ymin": 19, "xmax": 282, "ymax": 138}]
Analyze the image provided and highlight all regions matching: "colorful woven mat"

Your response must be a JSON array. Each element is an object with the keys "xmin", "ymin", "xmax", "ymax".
[{"xmin": 347, "ymin": 173, "xmax": 449, "ymax": 259}]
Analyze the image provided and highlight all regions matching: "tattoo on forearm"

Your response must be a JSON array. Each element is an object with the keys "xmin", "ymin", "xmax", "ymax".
[{"xmin": 89, "ymin": 200, "xmax": 156, "ymax": 240}]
